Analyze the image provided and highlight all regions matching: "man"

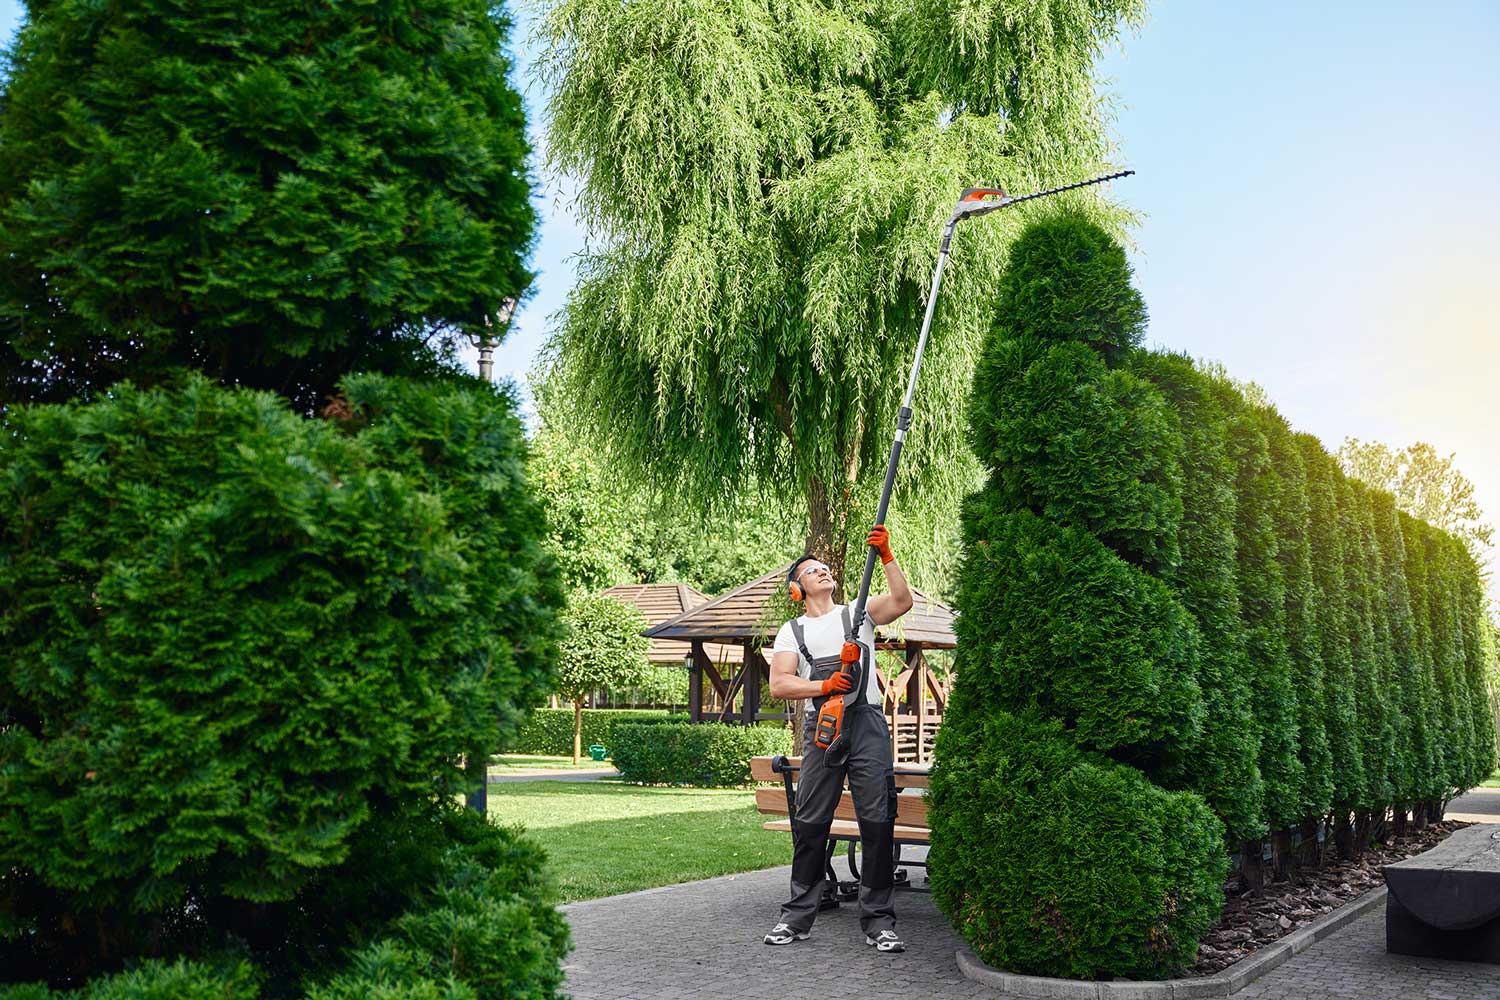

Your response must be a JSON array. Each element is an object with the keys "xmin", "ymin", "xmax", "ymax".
[{"xmin": 762, "ymin": 524, "xmax": 913, "ymax": 953}]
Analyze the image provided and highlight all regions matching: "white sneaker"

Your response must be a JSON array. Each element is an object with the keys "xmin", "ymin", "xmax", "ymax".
[
  {"xmin": 763, "ymin": 922, "xmax": 811, "ymax": 945},
  {"xmin": 866, "ymin": 929, "xmax": 905, "ymax": 952}
]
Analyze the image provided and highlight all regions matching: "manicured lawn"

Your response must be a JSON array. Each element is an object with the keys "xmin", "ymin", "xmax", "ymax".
[
  {"xmin": 489, "ymin": 782, "xmax": 789, "ymax": 902},
  {"xmin": 1483, "ymin": 768, "xmax": 1500, "ymax": 789},
  {"xmin": 491, "ymin": 754, "xmax": 615, "ymax": 772}
]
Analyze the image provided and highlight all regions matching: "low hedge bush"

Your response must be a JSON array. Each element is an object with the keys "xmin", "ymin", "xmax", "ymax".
[
  {"xmin": 610, "ymin": 722, "xmax": 791, "ymax": 786},
  {"xmin": 507, "ymin": 708, "xmax": 680, "ymax": 756}
]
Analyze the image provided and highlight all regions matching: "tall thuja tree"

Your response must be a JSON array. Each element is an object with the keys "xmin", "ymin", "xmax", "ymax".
[
  {"xmin": 1454, "ymin": 542, "xmax": 1498, "ymax": 784},
  {"xmin": 1371, "ymin": 490, "xmax": 1421, "ymax": 832},
  {"xmin": 1132, "ymin": 352, "xmax": 1264, "ymax": 846},
  {"xmin": 1261, "ymin": 409, "xmax": 1333, "ymax": 837},
  {"xmin": 0, "ymin": 0, "xmax": 535, "ymax": 412},
  {"xmin": 931, "ymin": 214, "xmax": 1223, "ymax": 980},
  {"xmin": 1221, "ymin": 391, "xmax": 1302, "ymax": 875},
  {"xmin": 1424, "ymin": 531, "xmax": 1477, "ymax": 797},
  {"xmin": 1400, "ymin": 510, "xmax": 1448, "ymax": 822},
  {"xmin": 1348, "ymin": 481, "xmax": 1397, "ymax": 844},
  {"xmin": 538, "ymin": 0, "xmax": 1144, "ymax": 585},
  {"xmin": 1296, "ymin": 435, "xmax": 1364, "ymax": 856}
]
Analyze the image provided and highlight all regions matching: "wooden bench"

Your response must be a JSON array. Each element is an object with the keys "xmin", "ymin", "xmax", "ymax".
[
  {"xmin": 1383, "ymin": 822, "xmax": 1500, "ymax": 963},
  {"xmin": 751, "ymin": 754, "xmax": 931, "ymax": 907}
]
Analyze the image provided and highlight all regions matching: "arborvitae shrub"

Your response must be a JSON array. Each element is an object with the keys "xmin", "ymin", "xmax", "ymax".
[
  {"xmin": 986, "ymin": 211, "xmax": 1147, "ymax": 365},
  {"xmin": 1224, "ymin": 398, "xmax": 1303, "ymax": 832},
  {"xmin": 956, "ymin": 498, "xmax": 1204, "ymax": 768},
  {"xmin": 929, "ymin": 706, "xmax": 1226, "ymax": 980},
  {"xmin": 1131, "ymin": 352, "xmax": 1263, "ymax": 842},
  {"xmin": 0, "ymin": 0, "xmax": 536, "ymax": 411},
  {"xmin": 967, "ymin": 336, "xmax": 1182, "ymax": 572},
  {"xmin": 1261, "ymin": 409, "xmax": 1332, "ymax": 820},
  {"xmin": 1296, "ymin": 435, "xmax": 1364, "ymax": 810},
  {"xmin": 1399, "ymin": 511, "xmax": 1446, "ymax": 801},
  {"xmin": 0, "ymin": 376, "xmax": 564, "ymax": 990}
]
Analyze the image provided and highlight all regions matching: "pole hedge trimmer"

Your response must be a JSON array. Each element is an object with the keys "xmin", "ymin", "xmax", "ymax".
[{"xmin": 813, "ymin": 170, "xmax": 1135, "ymax": 766}]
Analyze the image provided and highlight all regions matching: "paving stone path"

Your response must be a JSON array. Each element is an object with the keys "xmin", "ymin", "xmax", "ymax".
[{"xmin": 561, "ymin": 857, "xmax": 1500, "ymax": 999}]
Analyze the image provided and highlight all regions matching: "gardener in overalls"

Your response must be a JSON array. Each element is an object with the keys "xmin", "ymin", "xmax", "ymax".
[{"xmin": 762, "ymin": 525, "xmax": 913, "ymax": 953}]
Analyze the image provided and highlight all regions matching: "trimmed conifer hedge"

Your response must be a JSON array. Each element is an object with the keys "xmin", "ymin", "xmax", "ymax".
[
  {"xmin": 0, "ymin": 376, "xmax": 568, "ymax": 995},
  {"xmin": 936, "ymin": 212, "xmax": 1497, "ymax": 980}
]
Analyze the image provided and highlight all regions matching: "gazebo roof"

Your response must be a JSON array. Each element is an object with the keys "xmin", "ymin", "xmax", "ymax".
[
  {"xmin": 601, "ymin": 583, "xmax": 744, "ymax": 665},
  {"xmin": 642, "ymin": 569, "xmax": 956, "ymax": 649}
]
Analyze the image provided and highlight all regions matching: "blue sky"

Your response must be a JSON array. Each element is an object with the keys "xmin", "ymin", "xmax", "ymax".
[{"xmin": 2, "ymin": 1, "xmax": 1497, "ymax": 581}]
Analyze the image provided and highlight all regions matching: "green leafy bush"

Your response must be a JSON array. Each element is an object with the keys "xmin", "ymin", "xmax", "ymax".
[
  {"xmin": 0, "ymin": 0, "xmax": 535, "ymax": 412},
  {"xmin": 0, "ymin": 958, "xmax": 259, "ymax": 999},
  {"xmin": 955, "ymin": 501, "xmax": 1204, "ymax": 770},
  {"xmin": 929, "ymin": 706, "xmax": 1226, "ymax": 979},
  {"xmin": 610, "ymin": 722, "xmax": 791, "ymax": 786},
  {"xmin": 507, "ymin": 709, "xmax": 680, "ymax": 756},
  {"xmin": 0, "ymin": 376, "xmax": 564, "ymax": 991}
]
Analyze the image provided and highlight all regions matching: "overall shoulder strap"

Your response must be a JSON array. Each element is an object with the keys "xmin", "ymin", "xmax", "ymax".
[
  {"xmin": 788, "ymin": 617, "xmax": 815, "ymax": 666},
  {"xmin": 841, "ymin": 605, "xmax": 852, "ymax": 639}
]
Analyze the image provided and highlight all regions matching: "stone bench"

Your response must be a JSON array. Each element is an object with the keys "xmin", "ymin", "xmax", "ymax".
[{"xmin": 1383, "ymin": 822, "xmax": 1500, "ymax": 963}]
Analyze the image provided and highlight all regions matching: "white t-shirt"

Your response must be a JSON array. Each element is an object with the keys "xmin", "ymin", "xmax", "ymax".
[{"xmin": 773, "ymin": 604, "xmax": 881, "ymax": 711}]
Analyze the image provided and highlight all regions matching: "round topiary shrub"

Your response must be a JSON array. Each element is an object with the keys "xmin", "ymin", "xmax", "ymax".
[
  {"xmin": 0, "ymin": 374, "xmax": 566, "ymax": 992},
  {"xmin": 929, "ymin": 707, "xmax": 1227, "ymax": 980}
]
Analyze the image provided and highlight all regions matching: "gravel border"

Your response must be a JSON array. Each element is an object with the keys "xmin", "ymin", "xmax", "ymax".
[{"xmin": 955, "ymin": 886, "xmax": 1389, "ymax": 998}]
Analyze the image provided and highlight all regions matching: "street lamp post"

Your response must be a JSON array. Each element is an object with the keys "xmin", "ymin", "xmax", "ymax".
[
  {"xmin": 466, "ymin": 295, "xmax": 519, "ymax": 383},
  {"xmin": 464, "ymin": 294, "xmax": 519, "ymax": 817}
]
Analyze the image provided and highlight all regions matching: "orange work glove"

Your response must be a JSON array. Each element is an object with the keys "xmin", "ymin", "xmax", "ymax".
[
  {"xmin": 867, "ymin": 524, "xmax": 894, "ymax": 564},
  {"xmin": 820, "ymin": 671, "xmax": 854, "ymax": 696}
]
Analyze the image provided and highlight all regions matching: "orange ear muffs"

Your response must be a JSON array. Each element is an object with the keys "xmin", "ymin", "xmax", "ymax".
[{"xmin": 789, "ymin": 580, "xmax": 804, "ymax": 601}]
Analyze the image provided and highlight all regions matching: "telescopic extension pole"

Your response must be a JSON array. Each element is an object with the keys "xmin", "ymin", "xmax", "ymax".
[{"xmin": 846, "ymin": 170, "xmax": 1134, "ymax": 639}]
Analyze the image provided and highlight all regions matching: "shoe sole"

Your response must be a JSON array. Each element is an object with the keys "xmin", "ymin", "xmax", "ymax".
[
  {"xmin": 865, "ymin": 935, "xmax": 904, "ymax": 952},
  {"xmin": 763, "ymin": 932, "xmax": 811, "ymax": 945}
]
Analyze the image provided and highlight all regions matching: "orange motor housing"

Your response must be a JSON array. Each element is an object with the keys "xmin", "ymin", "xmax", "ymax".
[{"xmin": 814, "ymin": 692, "xmax": 845, "ymax": 749}]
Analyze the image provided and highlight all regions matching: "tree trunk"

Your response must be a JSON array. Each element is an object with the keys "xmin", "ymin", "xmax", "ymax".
[
  {"xmin": 805, "ymin": 476, "xmax": 849, "ymax": 591},
  {"xmin": 573, "ymin": 700, "xmax": 584, "ymax": 765},
  {"xmin": 791, "ymin": 700, "xmax": 805, "ymax": 756},
  {"xmin": 1238, "ymin": 839, "xmax": 1266, "ymax": 895},
  {"xmin": 1271, "ymin": 828, "xmax": 1294, "ymax": 882},
  {"xmin": 1333, "ymin": 809, "xmax": 1356, "ymax": 860}
]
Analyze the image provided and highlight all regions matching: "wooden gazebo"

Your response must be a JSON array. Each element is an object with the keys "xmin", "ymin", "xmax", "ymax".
[
  {"xmin": 601, "ymin": 583, "xmax": 742, "ymax": 668},
  {"xmin": 643, "ymin": 569, "xmax": 956, "ymax": 763}
]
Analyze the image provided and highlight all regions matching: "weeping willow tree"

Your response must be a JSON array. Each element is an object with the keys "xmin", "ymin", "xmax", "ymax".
[{"xmin": 537, "ymin": 0, "xmax": 1143, "ymax": 586}]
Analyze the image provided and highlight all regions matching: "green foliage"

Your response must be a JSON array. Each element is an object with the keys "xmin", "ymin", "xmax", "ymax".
[
  {"xmin": 305, "ymin": 810, "xmax": 569, "ymax": 1000},
  {"xmin": 984, "ymin": 211, "xmax": 1148, "ymax": 365},
  {"xmin": 1224, "ymin": 396, "xmax": 1303, "ymax": 831},
  {"xmin": 967, "ymin": 335, "xmax": 1182, "ymax": 572},
  {"xmin": 538, "ymin": 0, "xmax": 1144, "ymax": 583},
  {"xmin": 0, "ymin": 376, "xmax": 562, "ymax": 986},
  {"xmin": 1339, "ymin": 438, "xmax": 1494, "ymax": 567},
  {"xmin": 929, "ymin": 706, "xmax": 1226, "ymax": 980},
  {"xmin": 955, "ymin": 500, "xmax": 1203, "ymax": 770},
  {"xmin": 506, "ymin": 709, "xmax": 680, "ymax": 756},
  {"xmin": 1262, "ymin": 411, "xmax": 1333, "ymax": 819},
  {"xmin": 555, "ymin": 595, "xmax": 654, "ymax": 707},
  {"xmin": 1131, "ymin": 352, "xmax": 1264, "ymax": 842},
  {"xmin": 610, "ymin": 722, "xmax": 791, "ymax": 787},
  {"xmin": 0, "ymin": 958, "xmax": 259, "ymax": 1000},
  {"xmin": 0, "ymin": 0, "xmax": 535, "ymax": 412}
]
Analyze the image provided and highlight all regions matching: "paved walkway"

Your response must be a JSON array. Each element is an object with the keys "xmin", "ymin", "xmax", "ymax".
[
  {"xmin": 561, "ymin": 856, "xmax": 1500, "ymax": 999},
  {"xmin": 488, "ymin": 767, "xmax": 620, "ymax": 782},
  {"xmin": 1447, "ymin": 786, "xmax": 1500, "ymax": 823}
]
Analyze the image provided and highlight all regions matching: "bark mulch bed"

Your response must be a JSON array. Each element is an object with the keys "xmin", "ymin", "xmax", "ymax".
[{"xmin": 1188, "ymin": 820, "xmax": 1470, "ymax": 976}]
